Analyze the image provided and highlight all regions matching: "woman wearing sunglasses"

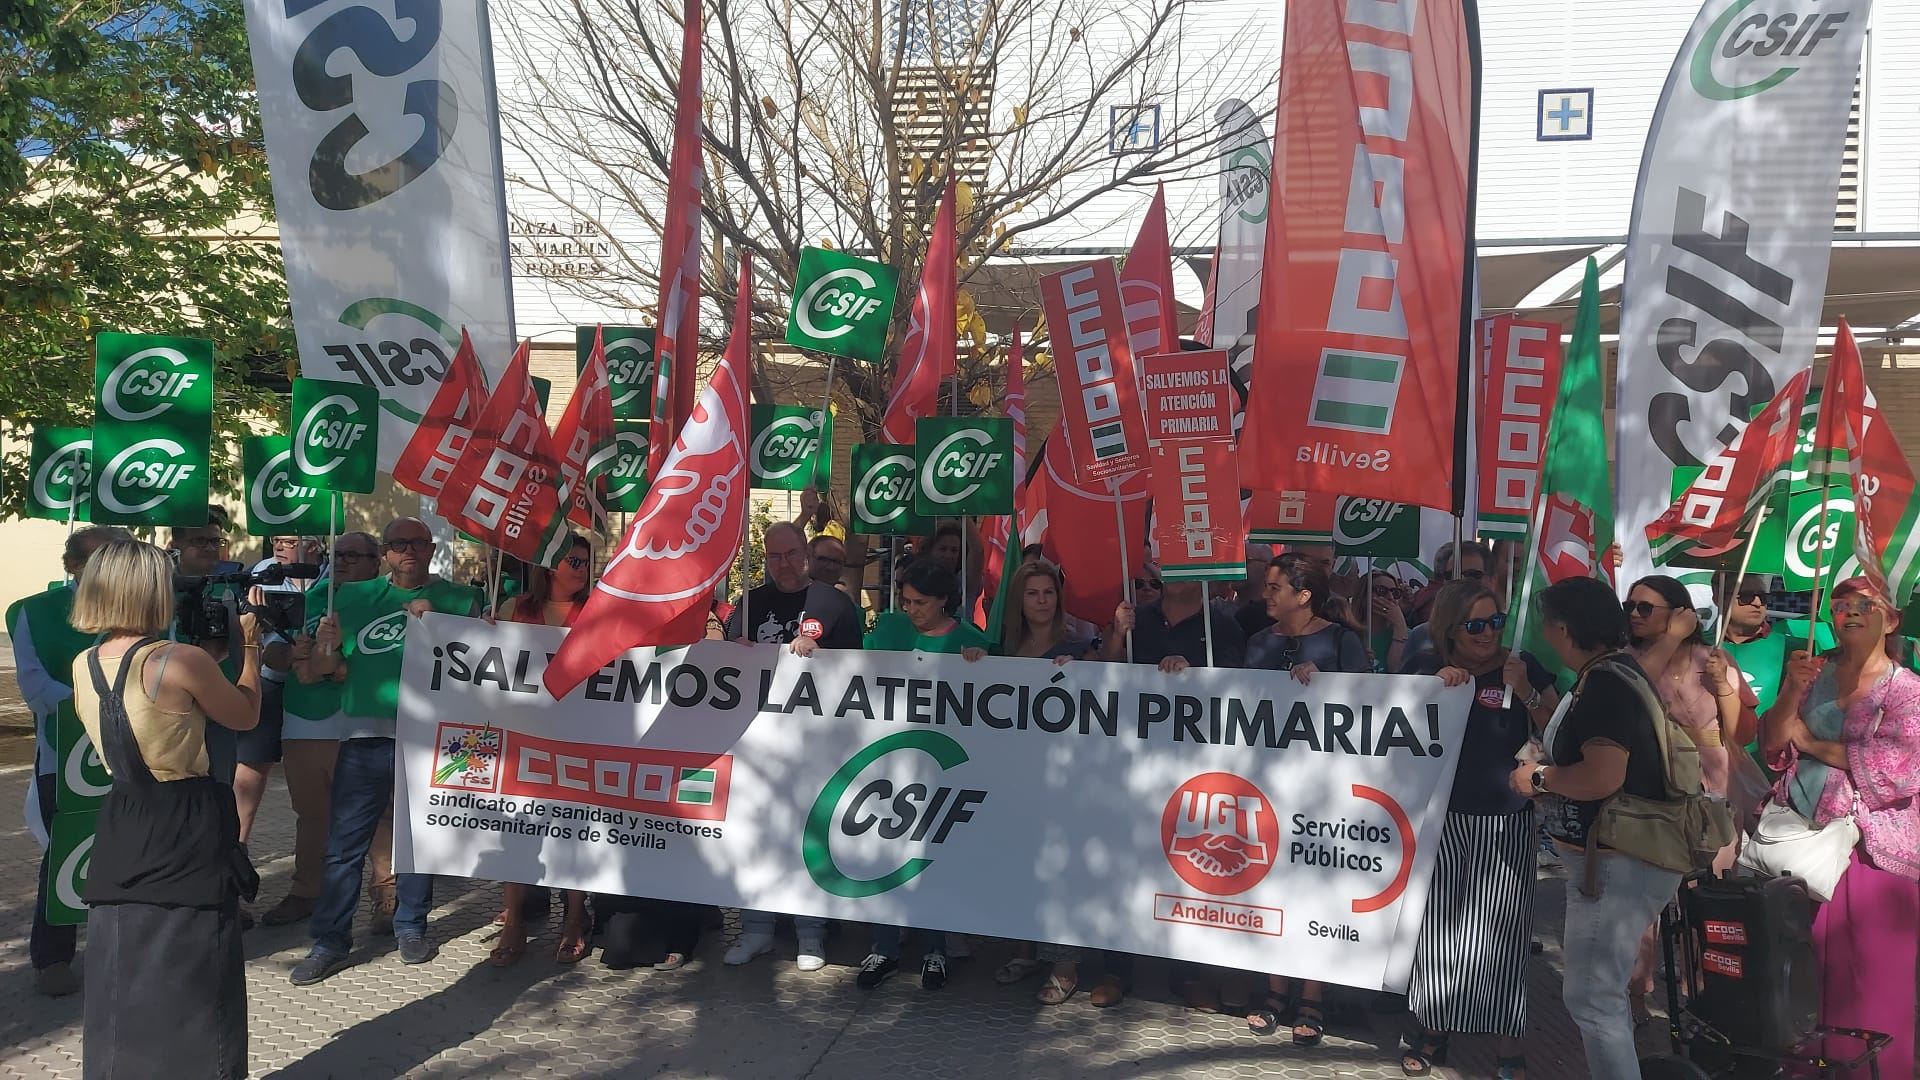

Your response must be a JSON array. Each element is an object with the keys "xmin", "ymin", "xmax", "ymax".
[
  {"xmin": 489, "ymin": 535, "xmax": 595, "ymax": 967},
  {"xmin": 1761, "ymin": 577, "xmax": 1920, "ymax": 1080},
  {"xmin": 1397, "ymin": 579, "xmax": 1557, "ymax": 1078}
]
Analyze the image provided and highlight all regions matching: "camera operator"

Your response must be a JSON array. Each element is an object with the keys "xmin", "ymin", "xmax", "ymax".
[
  {"xmin": 9, "ymin": 525, "xmax": 132, "ymax": 997},
  {"xmin": 233, "ymin": 536, "xmax": 327, "ymax": 866},
  {"xmin": 169, "ymin": 508, "xmax": 244, "ymax": 786}
]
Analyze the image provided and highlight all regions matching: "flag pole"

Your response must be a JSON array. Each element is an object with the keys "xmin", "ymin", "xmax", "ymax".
[
  {"xmin": 1111, "ymin": 478, "xmax": 1134, "ymax": 663},
  {"xmin": 326, "ymin": 493, "xmax": 339, "ymax": 615},
  {"xmin": 1452, "ymin": 513, "xmax": 1465, "ymax": 580},
  {"xmin": 738, "ymin": 504, "xmax": 751, "ymax": 641},
  {"xmin": 1365, "ymin": 555, "xmax": 1374, "ymax": 668},
  {"xmin": 1810, "ymin": 481, "xmax": 1833, "ymax": 634},
  {"xmin": 1716, "ymin": 505, "xmax": 1767, "ymax": 648},
  {"xmin": 1202, "ymin": 581, "xmax": 1216, "ymax": 668},
  {"xmin": 487, "ymin": 543, "xmax": 502, "ymax": 616}
]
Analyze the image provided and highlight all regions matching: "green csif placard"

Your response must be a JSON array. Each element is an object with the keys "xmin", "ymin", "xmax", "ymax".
[
  {"xmin": 26, "ymin": 427, "xmax": 92, "ymax": 523},
  {"xmin": 1333, "ymin": 497, "xmax": 1420, "ymax": 559},
  {"xmin": 605, "ymin": 421, "xmax": 652, "ymax": 513},
  {"xmin": 580, "ymin": 326, "xmax": 657, "ymax": 423},
  {"xmin": 243, "ymin": 435, "xmax": 337, "ymax": 537},
  {"xmin": 785, "ymin": 248, "xmax": 900, "ymax": 364},
  {"xmin": 90, "ymin": 332, "xmax": 213, "ymax": 526},
  {"xmin": 915, "ymin": 417, "xmax": 1014, "ymax": 517},
  {"xmin": 291, "ymin": 377, "xmax": 380, "ymax": 493},
  {"xmin": 750, "ymin": 405, "xmax": 833, "ymax": 491},
  {"xmin": 850, "ymin": 444, "xmax": 929, "ymax": 536}
]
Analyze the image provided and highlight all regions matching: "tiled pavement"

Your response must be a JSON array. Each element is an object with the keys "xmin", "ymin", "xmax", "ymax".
[{"xmin": 0, "ymin": 653, "xmax": 1672, "ymax": 1078}]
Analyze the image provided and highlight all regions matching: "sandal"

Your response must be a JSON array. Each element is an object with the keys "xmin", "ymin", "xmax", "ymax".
[
  {"xmin": 1246, "ymin": 991, "xmax": 1293, "ymax": 1037},
  {"xmin": 1089, "ymin": 974, "xmax": 1128, "ymax": 1008},
  {"xmin": 555, "ymin": 920, "xmax": 591, "ymax": 965},
  {"xmin": 1496, "ymin": 1053, "xmax": 1526, "ymax": 1079},
  {"xmin": 994, "ymin": 957, "xmax": 1044, "ymax": 985},
  {"xmin": 1292, "ymin": 1001, "xmax": 1326, "ymax": 1047},
  {"xmin": 1400, "ymin": 1032, "xmax": 1449, "ymax": 1076},
  {"xmin": 653, "ymin": 951, "xmax": 690, "ymax": 971},
  {"xmin": 1036, "ymin": 972, "xmax": 1078, "ymax": 1005},
  {"xmin": 488, "ymin": 924, "xmax": 527, "ymax": 968}
]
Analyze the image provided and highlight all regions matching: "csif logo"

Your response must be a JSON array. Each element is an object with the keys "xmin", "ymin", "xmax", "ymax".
[
  {"xmin": 55, "ymin": 832, "xmax": 93, "ymax": 915},
  {"xmin": 101, "ymin": 347, "xmax": 202, "ymax": 423},
  {"xmin": 795, "ymin": 267, "xmax": 886, "ymax": 341},
  {"xmin": 98, "ymin": 438, "xmax": 196, "ymax": 517},
  {"xmin": 920, "ymin": 428, "xmax": 1005, "ymax": 507},
  {"xmin": 63, "ymin": 736, "xmax": 111, "ymax": 804},
  {"xmin": 1689, "ymin": 0, "xmax": 1855, "ymax": 101},
  {"xmin": 803, "ymin": 731, "xmax": 987, "ymax": 898},
  {"xmin": 1784, "ymin": 493, "xmax": 1861, "ymax": 581},
  {"xmin": 1334, "ymin": 498, "xmax": 1407, "ymax": 548},
  {"xmin": 32, "ymin": 441, "xmax": 91, "ymax": 513},
  {"xmin": 750, "ymin": 408, "xmax": 825, "ymax": 485},
  {"xmin": 294, "ymin": 393, "xmax": 371, "ymax": 478},
  {"xmin": 322, "ymin": 297, "xmax": 459, "ymax": 394},
  {"xmin": 854, "ymin": 451, "xmax": 917, "ymax": 527},
  {"xmin": 249, "ymin": 447, "xmax": 324, "ymax": 528},
  {"xmin": 357, "ymin": 611, "xmax": 412, "ymax": 655},
  {"xmin": 604, "ymin": 329, "xmax": 655, "ymax": 414}
]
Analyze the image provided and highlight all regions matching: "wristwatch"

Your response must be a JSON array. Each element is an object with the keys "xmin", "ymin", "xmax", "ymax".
[
  {"xmin": 1530, "ymin": 766, "xmax": 1550, "ymax": 794},
  {"xmin": 1523, "ymin": 689, "xmax": 1544, "ymax": 710}
]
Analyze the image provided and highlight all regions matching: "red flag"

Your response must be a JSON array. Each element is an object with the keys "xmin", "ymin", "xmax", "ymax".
[
  {"xmin": 646, "ymin": 0, "xmax": 706, "ymax": 480},
  {"xmin": 1120, "ymin": 183, "xmax": 1180, "ymax": 362},
  {"xmin": 1643, "ymin": 369, "xmax": 1810, "ymax": 565},
  {"xmin": 881, "ymin": 179, "xmax": 957, "ymax": 445},
  {"xmin": 1038, "ymin": 259, "xmax": 1152, "ymax": 485},
  {"xmin": 1478, "ymin": 317, "xmax": 1566, "ymax": 534},
  {"xmin": 1239, "ymin": 0, "xmax": 1473, "ymax": 508},
  {"xmin": 1817, "ymin": 320, "xmax": 1920, "ymax": 602},
  {"xmin": 1028, "ymin": 429, "xmax": 1151, "ymax": 626},
  {"xmin": 973, "ymin": 329, "xmax": 1028, "ymax": 628},
  {"xmin": 392, "ymin": 329, "xmax": 490, "ymax": 498},
  {"xmin": 544, "ymin": 255, "xmax": 754, "ymax": 699},
  {"xmin": 553, "ymin": 326, "xmax": 620, "ymax": 531},
  {"xmin": 436, "ymin": 342, "xmax": 571, "ymax": 566}
]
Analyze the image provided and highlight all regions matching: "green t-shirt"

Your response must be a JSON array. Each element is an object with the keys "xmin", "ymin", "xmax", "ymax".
[
  {"xmin": 336, "ymin": 576, "xmax": 482, "ymax": 735},
  {"xmin": 282, "ymin": 583, "xmax": 343, "ymax": 738},
  {"xmin": 864, "ymin": 611, "xmax": 994, "ymax": 654}
]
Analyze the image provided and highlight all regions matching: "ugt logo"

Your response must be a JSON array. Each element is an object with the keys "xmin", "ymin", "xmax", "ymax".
[{"xmin": 1162, "ymin": 772, "xmax": 1278, "ymax": 896}]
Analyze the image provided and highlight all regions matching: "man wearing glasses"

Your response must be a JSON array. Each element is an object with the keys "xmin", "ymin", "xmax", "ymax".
[
  {"xmin": 290, "ymin": 519, "xmax": 482, "ymax": 985},
  {"xmin": 808, "ymin": 534, "xmax": 850, "ymax": 593}
]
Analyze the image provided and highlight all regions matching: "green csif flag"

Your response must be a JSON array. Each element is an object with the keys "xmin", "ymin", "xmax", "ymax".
[
  {"xmin": 850, "ymin": 444, "xmax": 928, "ymax": 536},
  {"xmin": 605, "ymin": 421, "xmax": 652, "ymax": 513},
  {"xmin": 291, "ymin": 377, "xmax": 380, "ymax": 494},
  {"xmin": 785, "ymin": 248, "xmax": 900, "ymax": 363},
  {"xmin": 581, "ymin": 326, "xmax": 656, "ymax": 424},
  {"xmin": 26, "ymin": 427, "xmax": 92, "ymax": 523},
  {"xmin": 1510, "ymin": 259, "xmax": 1613, "ymax": 689},
  {"xmin": 90, "ymin": 332, "xmax": 213, "ymax": 526},
  {"xmin": 243, "ymin": 435, "xmax": 337, "ymax": 537},
  {"xmin": 750, "ymin": 404, "xmax": 834, "ymax": 491}
]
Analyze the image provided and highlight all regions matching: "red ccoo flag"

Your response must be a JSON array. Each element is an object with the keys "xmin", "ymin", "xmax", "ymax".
[
  {"xmin": 392, "ymin": 329, "xmax": 490, "ymax": 498},
  {"xmin": 544, "ymin": 254, "xmax": 755, "ymax": 699},
  {"xmin": 554, "ymin": 325, "xmax": 619, "ymax": 531},
  {"xmin": 646, "ymin": 0, "xmax": 706, "ymax": 481},
  {"xmin": 974, "ymin": 329, "xmax": 1028, "ymax": 630},
  {"xmin": 881, "ymin": 179, "xmax": 958, "ymax": 445},
  {"xmin": 1119, "ymin": 182, "xmax": 1180, "ymax": 363},
  {"xmin": 436, "ymin": 342, "xmax": 572, "ymax": 567},
  {"xmin": 1814, "ymin": 319, "xmax": 1920, "ymax": 604},
  {"xmin": 1026, "ymin": 429, "xmax": 1151, "ymax": 627}
]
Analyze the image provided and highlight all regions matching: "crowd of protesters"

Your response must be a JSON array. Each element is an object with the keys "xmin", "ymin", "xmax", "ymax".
[{"xmin": 12, "ymin": 502, "xmax": 1919, "ymax": 1080}]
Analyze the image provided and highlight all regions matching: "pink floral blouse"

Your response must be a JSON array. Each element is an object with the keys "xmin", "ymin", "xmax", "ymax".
[
  {"xmin": 1770, "ymin": 665, "xmax": 1920, "ymax": 882},
  {"xmin": 1632, "ymin": 643, "xmax": 1748, "ymax": 799}
]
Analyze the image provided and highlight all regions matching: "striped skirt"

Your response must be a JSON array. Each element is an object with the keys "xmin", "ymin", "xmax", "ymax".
[{"xmin": 1407, "ymin": 808, "xmax": 1534, "ymax": 1037}]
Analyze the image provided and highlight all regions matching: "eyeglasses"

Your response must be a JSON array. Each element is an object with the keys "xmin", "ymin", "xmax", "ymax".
[
  {"xmin": 1133, "ymin": 577, "xmax": 1162, "ymax": 592},
  {"xmin": 1622, "ymin": 600, "xmax": 1672, "ymax": 618},
  {"xmin": 1830, "ymin": 596, "xmax": 1879, "ymax": 616},
  {"xmin": 1459, "ymin": 568, "xmax": 1485, "ymax": 580},
  {"xmin": 765, "ymin": 548, "xmax": 807, "ymax": 564},
  {"xmin": 563, "ymin": 555, "xmax": 590, "ymax": 570},
  {"xmin": 1460, "ymin": 613, "xmax": 1508, "ymax": 635},
  {"xmin": 271, "ymin": 537, "xmax": 307, "ymax": 548},
  {"xmin": 385, "ymin": 538, "xmax": 434, "ymax": 553}
]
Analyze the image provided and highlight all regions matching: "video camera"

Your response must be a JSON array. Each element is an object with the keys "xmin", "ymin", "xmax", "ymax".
[{"xmin": 173, "ymin": 563, "xmax": 321, "ymax": 646}]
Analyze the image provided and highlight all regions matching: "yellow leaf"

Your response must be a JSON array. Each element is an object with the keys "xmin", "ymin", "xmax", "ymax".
[
  {"xmin": 760, "ymin": 95, "xmax": 778, "ymax": 118},
  {"xmin": 821, "ymin": 238, "xmax": 835, "ymax": 250},
  {"xmin": 967, "ymin": 313, "xmax": 988, "ymax": 349},
  {"xmin": 954, "ymin": 181, "xmax": 975, "ymax": 219},
  {"xmin": 1013, "ymin": 105, "xmax": 1029, "ymax": 126},
  {"xmin": 198, "ymin": 152, "xmax": 217, "ymax": 174},
  {"xmin": 908, "ymin": 156, "xmax": 926, "ymax": 184},
  {"xmin": 968, "ymin": 382, "xmax": 993, "ymax": 408}
]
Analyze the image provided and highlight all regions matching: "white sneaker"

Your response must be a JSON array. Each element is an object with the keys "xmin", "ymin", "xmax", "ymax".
[
  {"xmin": 723, "ymin": 931, "xmax": 775, "ymax": 966},
  {"xmin": 796, "ymin": 932, "xmax": 827, "ymax": 972}
]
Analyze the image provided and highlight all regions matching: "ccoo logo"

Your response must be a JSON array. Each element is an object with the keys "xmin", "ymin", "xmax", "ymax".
[{"xmin": 99, "ymin": 438, "xmax": 197, "ymax": 516}]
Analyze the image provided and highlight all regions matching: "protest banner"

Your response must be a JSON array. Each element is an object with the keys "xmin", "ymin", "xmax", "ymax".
[
  {"xmin": 1148, "ymin": 441, "xmax": 1245, "ymax": 581},
  {"xmin": 26, "ymin": 427, "xmax": 91, "ymax": 523},
  {"xmin": 90, "ymin": 332, "xmax": 214, "ymax": 526},
  {"xmin": 1142, "ymin": 351, "xmax": 1234, "ymax": 444},
  {"xmin": 1038, "ymin": 260, "xmax": 1151, "ymax": 485},
  {"xmin": 398, "ymin": 615, "xmax": 1471, "ymax": 991},
  {"xmin": 1477, "ymin": 318, "xmax": 1564, "ymax": 538}
]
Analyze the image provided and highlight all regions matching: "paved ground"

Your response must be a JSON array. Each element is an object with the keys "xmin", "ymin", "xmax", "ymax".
[{"xmin": 0, "ymin": 645, "xmax": 1671, "ymax": 1079}]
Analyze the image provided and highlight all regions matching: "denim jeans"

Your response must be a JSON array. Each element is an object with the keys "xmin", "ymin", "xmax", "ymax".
[
  {"xmin": 1561, "ymin": 847, "xmax": 1682, "ymax": 1080},
  {"xmin": 308, "ymin": 738, "xmax": 433, "ymax": 956},
  {"xmin": 741, "ymin": 910, "xmax": 825, "ymax": 939},
  {"xmin": 871, "ymin": 925, "xmax": 944, "ymax": 959},
  {"xmin": 30, "ymin": 772, "xmax": 76, "ymax": 970}
]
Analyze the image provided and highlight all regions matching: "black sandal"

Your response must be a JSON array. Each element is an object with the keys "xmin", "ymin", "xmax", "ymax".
[
  {"xmin": 1292, "ymin": 1001, "xmax": 1326, "ymax": 1047},
  {"xmin": 1245, "ymin": 991, "xmax": 1292, "ymax": 1037},
  {"xmin": 1496, "ymin": 1053, "xmax": 1525, "ymax": 1079},
  {"xmin": 1400, "ymin": 1032, "xmax": 1448, "ymax": 1075}
]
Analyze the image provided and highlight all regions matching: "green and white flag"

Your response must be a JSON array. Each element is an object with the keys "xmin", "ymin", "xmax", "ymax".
[
  {"xmin": 291, "ymin": 378, "xmax": 380, "ymax": 494},
  {"xmin": 1333, "ymin": 497, "xmax": 1420, "ymax": 559},
  {"xmin": 90, "ymin": 332, "xmax": 213, "ymax": 526},
  {"xmin": 45, "ymin": 810, "xmax": 96, "ymax": 926},
  {"xmin": 243, "ymin": 435, "xmax": 336, "ymax": 537},
  {"xmin": 785, "ymin": 248, "xmax": 900, "ymax": 363},
  {"xmin": 605, "ymin": 422, "xmax": 652, "ymax": 513},
  {"xmin": 750, "ymin": 405, "xmax": 833, "ymax": 491},
  {"xmin": 915, "ymin": 417, "xmax": 1014, "ymax": 517},
  {"xmin": 850, "ymin": 444, "xmax": 928, "ymax": 536},
  {"xmin": 26, "ymin": 427, "xmax": 92, "ymax": 522},
  {"xmin": 582, "ymin": 326, "xmax": 656, "ymax": 424},
  {"xmin": 54, "ymin": 702, "xmax": 110, "ymax": 814}
]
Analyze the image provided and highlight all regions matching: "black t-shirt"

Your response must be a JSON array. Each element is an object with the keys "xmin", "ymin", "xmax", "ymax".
[
  {"xmin": 1245, "ymin": 623, "xmax": 1369, "ymax": 674},
  {"xmin": 1404, "ymin": 650, "xmax": 1553, "ymax": 816},
  {"xmin": 725, "ymin": 581, "xmax": 863, "ymax": 649},
  {"xmin": 1542, "ymin": 659, "xmax": 1668, "ymax": 846},
  {"xmin": 1130, "ymin": 602, "xmax": 1246, "ymax": 668},
  {"xmin": 1235, "ymin": 599, "xmax": 1275, "ymax": 639}
]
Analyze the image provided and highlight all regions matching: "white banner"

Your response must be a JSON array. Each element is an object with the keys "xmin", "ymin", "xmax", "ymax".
[
  {"xmin": 396, "ymin": 616, "xmax": 1471, "ymax": 992},
  {"xmin": 243, "ymin": 0, "xmax": 517, "ymax": 471},
  {"xmin": 1211, "ymin": 100, "xmax": 1269, "ymax": 410},
  {"xmin": 1614, "ymin": 0, "xmax": 1872, "ymax": 583}
]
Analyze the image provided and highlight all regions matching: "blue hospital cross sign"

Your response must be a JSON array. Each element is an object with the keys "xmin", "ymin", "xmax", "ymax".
[
  {"xmin": 1110, "ymin": 105, "xmax": 1162, "ymax": 154},
  {"xmin": 1537, "ymin": 89, "xmax": 1593, "ymax": 141}
]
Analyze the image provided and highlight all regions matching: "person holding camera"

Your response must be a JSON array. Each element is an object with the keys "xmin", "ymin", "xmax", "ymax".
[
  {"xmin": 233, "ymin": 536, "xmax": 327, "ymax": 868},
  {"xmin": 10, "ymin": 525, "xmax": 132, "ymax": 997},
  {"xmin": 289, "ymin": 518, "xmax": 482, "ymax": 986},
  {"xmin": 68, "ymin": 539, "xmax": 263, "ymax": 1078},
  {"xmin": 169, "ymin": 510, "xmax": 243, "ymax": 787}
]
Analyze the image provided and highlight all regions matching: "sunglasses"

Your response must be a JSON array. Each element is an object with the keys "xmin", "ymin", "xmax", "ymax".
[
  {"xmin": 1622, "ymin": 600, "xmax": 1672, "ymax": 618},
  {"xmin": 563, "ymin": 555, "xmax": 590, "ymax": 570},
  {"xmin": 1830, "ymin": 596, "xmax": 1879, "ymax": 616},
  {"xmin": 385, "ymin": 538, "xmax": 434, "ymax": 553},
  {"xmin": 1734, "ymin": 590, "xmax": 1766, "ymax": 606},
  {"xmin": 1460, "ymin": 613, "xmax": 1507, "ymax": 635},
  {"xmin": 1133, "ymin": 577, "xmax": 1162, "ymax": 591}
]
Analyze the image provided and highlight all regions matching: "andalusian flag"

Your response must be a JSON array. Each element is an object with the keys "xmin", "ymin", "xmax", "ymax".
[{"xmin": 1509, "ymin": 258, "xmax": 1613, "ymax": 686}]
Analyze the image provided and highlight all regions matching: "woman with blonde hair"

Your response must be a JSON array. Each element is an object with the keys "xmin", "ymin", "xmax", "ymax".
[{"xmin": 70, "ymin": 539, "xmax": 263, "ymax": 1078}]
